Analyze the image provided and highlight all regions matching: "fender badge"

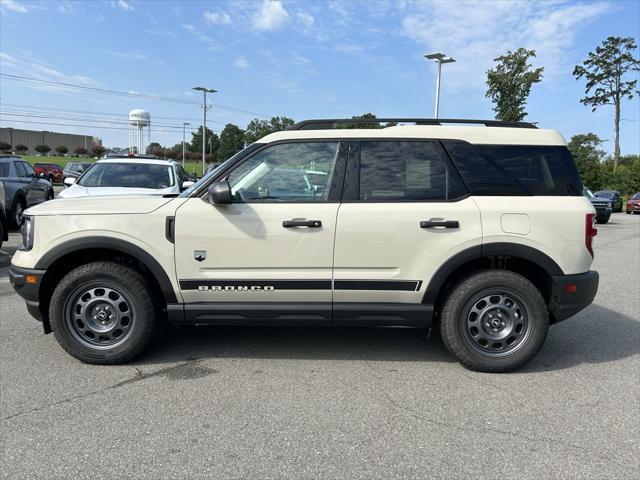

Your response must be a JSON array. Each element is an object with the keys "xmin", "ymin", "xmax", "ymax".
[{"xmin": 193, "ymin": 250, "xmax": 207, "ymax": 262}]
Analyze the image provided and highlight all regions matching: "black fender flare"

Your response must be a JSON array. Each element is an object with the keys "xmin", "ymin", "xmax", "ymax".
[
  {"xmin": 422, "ymin": 242, "xmax": 563, "ymax": 304},
  {"xmin": 35, "ymin": 236, "xmax": 178, "ymax": 303}
]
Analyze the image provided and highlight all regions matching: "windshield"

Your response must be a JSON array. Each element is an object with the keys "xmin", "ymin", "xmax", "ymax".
[
  {"xmin": 78, "ymin": 162, "xmax": 174, "ymax": 188},
  {"xmin": 582, "ymin": 188, "xmax": 596, "ymax": 199},
  {"xmin": 179, "ymin": 143, "xmax": 262, "ymax": 197},
  {"xmin": 595, "ymin": 191, "xmax": 613, "ymax": 199},
  {"xmin": 67, "ymin": 163, "xmax": 90, "ymax": 173},
  {"xmin": 633, "ymin": 193, "xmax": 640, "ymax": 200}
]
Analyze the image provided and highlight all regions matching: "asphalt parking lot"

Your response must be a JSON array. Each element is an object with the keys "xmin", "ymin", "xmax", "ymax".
[{"xmin": 1, "ymin": 213, "xmax": 638, "ymax": 479}]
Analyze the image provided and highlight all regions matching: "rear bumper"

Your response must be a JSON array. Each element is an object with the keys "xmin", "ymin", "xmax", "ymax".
[
  {"xmin": 8, "ymin": 265, "xmax": 46, "ymax": 323},
  {"xmin": 549, "ymin": 271, "xmax": 599, "ymax": 323}
]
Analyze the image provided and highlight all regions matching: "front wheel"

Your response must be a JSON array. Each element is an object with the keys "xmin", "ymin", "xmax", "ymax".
[
  {"xmin": 49, "ymin": 262, "xmax": 159, "ymax": 364},
  {"xmin": 440, "ymin": 270, "xmax": 549, "ymax": 373},
  {"xmin": 595, "ymin": 213, "xmax": 610, "ymax": 224}
]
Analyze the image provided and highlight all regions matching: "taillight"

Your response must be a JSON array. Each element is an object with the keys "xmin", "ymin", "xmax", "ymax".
[{"xmin": 585, "ymin": 213, "xmax": 597, "ymax": 257}]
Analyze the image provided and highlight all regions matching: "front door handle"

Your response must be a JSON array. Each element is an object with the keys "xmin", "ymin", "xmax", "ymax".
[
  {"xmin": 420, "ymin": 220, "xmax": 459, "ymax": 229},
  {"xmin": 283, "ymin": 219, "xmax": 322, "ymax": 228}
]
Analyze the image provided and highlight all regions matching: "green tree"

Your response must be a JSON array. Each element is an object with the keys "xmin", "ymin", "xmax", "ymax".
[
  {"xmin": 486, "ymin": 48, "xmax": 544, "ymax": 122},
  {"xmin": 0, "ymin": 141, "xmax": 11, "ymax": 152},
  {"xmin": 218, "ymin": 123, "xmax": 245, "ymax": 161},
  {"xmin": 15, "ymin": 144, "xmax": 28, "ymax": 154},
  {"xmin": 568, "ymin": 133, "xmax": 607, "ymax": 190},
  {"xmin": 344, "ymin": 113, "xmax": 384, "ymax": 129},
  {"xmin": 55, "ymin": 145, "xmax": 68, "ymax": 156},
  {"xmin": 573, "ymin": 36, "xmax": 639, "ymax": 170},
  {"xmin": 244, "ymin": 116, "xmax": 295, "ymax": 144},
  {"xmin": 35, "ymin": 144, "xmax": 51, "ymax": 155},
  {"xmin": 74, "ymin": 147, "xmax": 88, "ymax": 156},
  {"xmin": 145, "ymin": 142, "xmax": 162, "ymax": 155},
  {"xmin": 189, "ymin": 126, "xmax": 215, "ymax": 154}
]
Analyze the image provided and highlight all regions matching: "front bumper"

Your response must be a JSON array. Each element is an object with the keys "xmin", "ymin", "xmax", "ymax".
[
  {"xmin": 8, "ymin": 265, "xmax": 47, "ymax": 323},
  {"xmin": 549, "ymin": 270, "xmax": 599, "ymax": 323},
  {"xmin": 594, "ymin": 205, "xmax": 612, "ymax": 216}
]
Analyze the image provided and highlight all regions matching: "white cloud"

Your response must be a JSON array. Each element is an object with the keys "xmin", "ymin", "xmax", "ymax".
[
  {"xmin": 113, "ymin": 0, "xmax": 134, "ymax": 12},
  {"xmin": 105, "ymin": 50, "xmax": 148, "ymax": 61},
  {"xmin": 297, "ymin": 12, "xmax": 314, "ymax": 29},
  {"xmin": 401, "ymin": 0, "xmax": 610, "ymax": 91},
  {"xmin": 182, "ymin": 24, "xmax": 196, "ymax": 33},
  {"xmin": 252, "ymin": 0, "xmax": 289, "ymax": 31},
  {"xmin": 0, "ymin": 0, "xmax": 28, "ymax": 13},
  {"xmin": 58, "ymin": 1, "xmax": 73, "ymax": 14},
  {"xmin": 204, "ymin": 10, "xmax": 231, "ymax": 25},
  {"xmin": 233, "ymin": 55, "xmax": 250, "ymax": 69}
]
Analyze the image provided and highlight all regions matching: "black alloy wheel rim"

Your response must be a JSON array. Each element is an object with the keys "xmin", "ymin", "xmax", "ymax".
[
  {"xmin": 64, "ymin": 285, "xmax": 135, "ymax": 349},
  {"xmin": 462, "ymin": 291, "xmax": 531, "ymax": 357}
]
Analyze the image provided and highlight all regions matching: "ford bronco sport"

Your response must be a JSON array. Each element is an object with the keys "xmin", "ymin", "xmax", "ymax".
[{"xmin": 9, "ymin": 118, "xmax": 599, "ymax": 372}]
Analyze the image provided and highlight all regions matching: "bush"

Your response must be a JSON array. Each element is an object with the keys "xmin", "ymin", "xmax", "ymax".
[
  {"xmin": 15, "ymin": 144, "xmax": 28, "ymax": 154},
  {"xmin": 0, "ymin": 141, "xmax": 11, "ymax": 152},
  {"xmin": 35, "ymin": 144, "xmax": 51, "ymax": 155},
  {"xmin": 74, "ymin": 147, "xmax": 88, "ymax": 156},
  {"xmin": 91, "ymin": 145, "xmax": 106, "ymax": 157},
  {"xmin": 55, "ymin": 146, "xmax": 69, "ymax": 156}
]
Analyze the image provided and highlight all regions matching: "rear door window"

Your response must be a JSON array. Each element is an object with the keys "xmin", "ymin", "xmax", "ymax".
[
  {"xmin": 356, "ymin": 141, "xmax": 466, "ymax": 201},
  {"xmin": 14, "ymin": 161, "xmax": 27, "ymax": 177}
]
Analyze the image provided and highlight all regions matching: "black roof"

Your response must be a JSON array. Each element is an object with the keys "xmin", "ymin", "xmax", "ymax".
[{"xmin": 289, "ymin": 118, "xmax": 538, "ymax": 130}]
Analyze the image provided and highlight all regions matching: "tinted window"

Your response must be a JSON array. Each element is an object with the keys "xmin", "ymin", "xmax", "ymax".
[
  {"xmin": 444, "ymin": 141, "xmax": 572, "ymax": 196},
  {"xmin": 358, "ymin": 141, "xmax": 466, "ymax": 201},
  {"xmin": 21, "ymin": 162, "xmax": 36, "ymax": 177},
  {"xmin": 78, "ymin": 163, "xmax": 174, "ymax": 188},
  {"xmin": 228, "ymin": 142, "xmax": 339, "ymax": 202},
  {"xmin": 0, "ymin": 162, "xmax": 9, "ymax": 177},
  {"xmin": 14, "ymin": 162, "xmax": 27, "ymax": 177}
]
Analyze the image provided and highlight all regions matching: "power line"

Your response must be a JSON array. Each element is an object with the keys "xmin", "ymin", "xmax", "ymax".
[{"xmin": 1, "ymin": 74, "xmax": 274, "ymax": 118}]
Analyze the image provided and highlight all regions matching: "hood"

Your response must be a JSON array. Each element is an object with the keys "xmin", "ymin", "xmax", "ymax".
[
  {"xmin": 58, "ymin": 184, "xmax": 175, "ymax": 198},
  {"xmin": 25, "ymin": 195, "xmax": 175, "ymax": 216}
]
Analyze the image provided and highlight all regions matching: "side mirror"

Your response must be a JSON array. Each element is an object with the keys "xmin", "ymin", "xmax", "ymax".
[
  {"xmin": 63, "ymin": 177, "xmax": 76, "ymax": 187},
  {"xmin": 181, "ymin": 180, "xmax": 195, "ymax": 190},
  {"xmin": 207, "ymin": 181, "xmax": 232, "ymax": 205}
]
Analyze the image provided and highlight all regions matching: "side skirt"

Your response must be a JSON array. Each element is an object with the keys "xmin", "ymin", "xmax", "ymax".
[{"xmin": 167, "ymin": 303, "xmax": 433, "ymax": 327}]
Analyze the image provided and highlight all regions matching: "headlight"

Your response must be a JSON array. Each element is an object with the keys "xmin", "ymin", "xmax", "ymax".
[
  {"xmin": 19, "ymin": 216, "xmax": 34, "ymax": 251},
  {"xmin": 606, "ymin": 201, "xmax": 612, "ymax": 208}
]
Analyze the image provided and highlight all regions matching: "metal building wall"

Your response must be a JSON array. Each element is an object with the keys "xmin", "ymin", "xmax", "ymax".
[{"xmin": 0, "ymin": 128, "xmax": 100, "ymax": 153}]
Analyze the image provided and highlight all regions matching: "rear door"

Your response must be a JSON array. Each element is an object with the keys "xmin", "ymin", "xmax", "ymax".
[
  {"xmin": 333, "ymin": 140, "xmax": 482, "ymax": 312},
  {"xmin": 174, "ymin": 141, "xmax": 347, "ymax": 321}
]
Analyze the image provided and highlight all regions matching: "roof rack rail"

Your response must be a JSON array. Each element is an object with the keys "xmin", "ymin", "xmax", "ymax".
[{"xmin": 288, "ymin": 118, "xmax": 538, "ymax": 130}]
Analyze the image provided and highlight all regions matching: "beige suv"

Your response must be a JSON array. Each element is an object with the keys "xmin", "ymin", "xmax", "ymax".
[{"xmin": 9, "ymin": 118, "xmax": 599, "ymax": 372}]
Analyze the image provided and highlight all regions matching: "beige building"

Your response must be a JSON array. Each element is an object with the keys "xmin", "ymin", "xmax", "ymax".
[{"xmin": 0, "ymin": 127, "xmax": 101, "ymax": 154}]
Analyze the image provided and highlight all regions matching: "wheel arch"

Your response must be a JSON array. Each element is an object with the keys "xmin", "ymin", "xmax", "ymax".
[
  {"xmin": 35, "ymin": 237, "xmax": 178, "ymax": 331},
  {"xmin": 425, "ymin": 243, "xmax": 563, "ymax": 320}
]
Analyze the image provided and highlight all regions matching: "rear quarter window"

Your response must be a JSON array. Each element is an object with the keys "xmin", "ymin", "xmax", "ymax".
[{"xmin": 443, "ymin": 141, "xmax": 575, "ymax": 196}]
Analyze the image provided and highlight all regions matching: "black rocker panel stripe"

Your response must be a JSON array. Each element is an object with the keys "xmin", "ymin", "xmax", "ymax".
[{"xmin": 180, "ymin": 279, "xmax": 422, "ymax": 292}]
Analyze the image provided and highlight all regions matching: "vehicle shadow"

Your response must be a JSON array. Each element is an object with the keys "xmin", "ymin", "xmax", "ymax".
[{"xmin": 135, "ymin": 303, "xmax": 639, "ymax": 373}]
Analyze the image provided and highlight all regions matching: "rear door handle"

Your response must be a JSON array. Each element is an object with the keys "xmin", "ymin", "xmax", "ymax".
[
  {"xmin": 420, "ymin": 220, "xmax": 459, "ymax": 229},
  {"xmin": 283, "ymin": 219, "xmax": 322, "ymax": 228}
]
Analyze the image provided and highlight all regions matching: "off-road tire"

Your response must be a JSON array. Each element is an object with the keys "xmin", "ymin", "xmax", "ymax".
[
  {"xmin": 440, "ymin": 270, "xmax": 548, "ymax": 373},
  {"xmin": 49, "ymin": 261, "xmax": 159, "ymax": 364}
]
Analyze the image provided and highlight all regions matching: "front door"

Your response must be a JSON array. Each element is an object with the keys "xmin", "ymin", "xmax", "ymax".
[{"xmin": 174, "ymin": 140, "xmax": 347, "ymax": 322}]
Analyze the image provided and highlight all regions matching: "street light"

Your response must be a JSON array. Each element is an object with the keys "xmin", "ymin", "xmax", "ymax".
[
  {"xmin": 193, "ymin": 86, "xmax": 217, "ymax": 175},
  {"xmin": 424, "ymin": 52, "xmax": 456, "ymax": 118},
  {"xmin": 182, "ymin": 122, "xmax": 190, "ymax": 166}
]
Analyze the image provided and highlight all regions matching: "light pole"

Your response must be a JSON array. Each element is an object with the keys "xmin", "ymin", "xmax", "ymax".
[
  {"xmin": 182, "ymin": 122, "xmax": 190, "ymax": 166},
  {"xmin": 424, "ymin": 52, "xmax": 456, "ymax": 118},
  {"xmin": 193, "ymin": 86, "xmax": 217, "ymax": 175}
]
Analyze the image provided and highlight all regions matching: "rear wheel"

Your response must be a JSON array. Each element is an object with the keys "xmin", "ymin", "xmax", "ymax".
[
  {"xmin": 440, "ymin": 270, "xmax": 548, "ymax": 372},
  {"xmin": 49, "ymin": 262, "xmax": 159, "ymax": 364}
]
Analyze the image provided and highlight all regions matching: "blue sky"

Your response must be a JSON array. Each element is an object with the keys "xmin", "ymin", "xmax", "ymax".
[{"xmin": 1, "ymin": 0, "xmax": 638, "ymax": 154}]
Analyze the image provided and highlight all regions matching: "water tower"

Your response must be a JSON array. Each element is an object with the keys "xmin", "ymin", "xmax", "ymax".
[{"xmin": 128, "ymin": 109, "xmax": 150, "ymax": 154}]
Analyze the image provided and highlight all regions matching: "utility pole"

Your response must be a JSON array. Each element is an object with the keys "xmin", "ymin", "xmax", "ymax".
[
  {"xmin": 182, "ymin": 122, "xmax": 190, "ymax": 166},
  {"xmin": 424, "ymin": 52, "xmax": 456, "ymax": 118},
  {"xmin": 192, "ymin": 86, "xmax": 217, "ymax": 176}
]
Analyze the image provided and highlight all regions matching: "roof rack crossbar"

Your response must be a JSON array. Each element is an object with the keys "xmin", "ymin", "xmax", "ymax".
[{"xmin": 289, "ymin": 118, "xmax": 537, "ymax": 130}]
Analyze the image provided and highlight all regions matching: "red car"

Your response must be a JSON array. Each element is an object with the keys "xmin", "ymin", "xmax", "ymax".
[
  {"xmin": 33, "ymin": 162, "xmax": 64, "ymax": 184},
  {"xmin": 626, "ymin": 192, "xmax": 640, "ymax": 214}
]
